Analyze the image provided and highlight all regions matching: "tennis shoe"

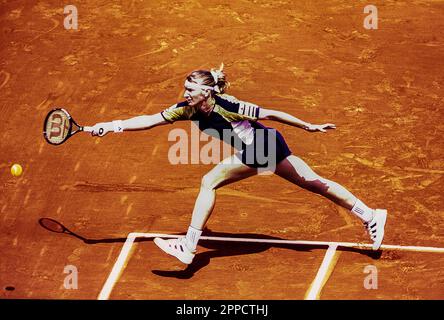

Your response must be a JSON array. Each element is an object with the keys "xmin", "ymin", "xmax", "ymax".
[
  {"xmin": 154, "ymin": 237, "xmax": 195, "ymax": 264},
  {"xmin": 364, "ymin": 209, "xmax": 388, "ymax": 250}
]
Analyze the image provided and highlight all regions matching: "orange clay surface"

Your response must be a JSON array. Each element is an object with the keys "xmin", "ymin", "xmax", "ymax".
[{"xmin": 1, "ymin": 0, "xmax": 443, "ymax": 299}]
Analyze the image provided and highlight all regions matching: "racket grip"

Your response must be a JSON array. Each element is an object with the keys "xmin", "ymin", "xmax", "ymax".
[{"xmin": 83, "ymin": 126, "xmax": 93, "ymax": 132}]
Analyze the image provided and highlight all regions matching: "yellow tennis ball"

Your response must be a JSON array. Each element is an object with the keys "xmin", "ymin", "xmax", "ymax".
[{"xmin": 11, "ymin": 164, "xmax": 23, "ymax": 177}]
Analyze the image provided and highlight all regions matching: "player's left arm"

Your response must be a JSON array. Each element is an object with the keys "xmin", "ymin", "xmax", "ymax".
[{"xmin": 258, "ymin": 108, "xmax": 336, "ymax": 133}]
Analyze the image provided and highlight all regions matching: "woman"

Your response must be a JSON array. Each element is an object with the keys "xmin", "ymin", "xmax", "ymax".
[{"xmin": 91, "ymin": 64, "xmax": 387, "ymax": 265}]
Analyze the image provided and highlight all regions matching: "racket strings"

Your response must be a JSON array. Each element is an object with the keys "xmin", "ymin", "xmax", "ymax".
[{"xmin": 44, "ymin": 109, "xmax": 72, "ymax": 144}]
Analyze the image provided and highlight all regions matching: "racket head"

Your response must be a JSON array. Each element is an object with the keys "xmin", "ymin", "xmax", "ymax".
[
  {"xmin": 43, "ymin": 108, "xmax": 76, "ymax": 145},
  {"xmin": 38, "ymin": 218, "xmax": 68, "ymax": 234}
]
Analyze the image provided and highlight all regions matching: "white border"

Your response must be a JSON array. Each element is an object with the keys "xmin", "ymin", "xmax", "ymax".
[{"xmin": 98, "ymin": 232, "xmax": 444, "ymax": 300}]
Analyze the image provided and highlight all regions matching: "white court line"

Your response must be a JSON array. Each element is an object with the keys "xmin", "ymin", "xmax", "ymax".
[
  {"xmin": 130, "ymin": 233, "xmax": 444, "ymax": 253},
  {"xmin": 305, "ymin": 244, "xmax": 338, "ymax": 300},
  {"xmin": 98, "ymin": 233, "xmax": 137, "ymax": 300},
  {"xmin": 98, "ymin": 233, "xmax": 444, "ymax": 300}
]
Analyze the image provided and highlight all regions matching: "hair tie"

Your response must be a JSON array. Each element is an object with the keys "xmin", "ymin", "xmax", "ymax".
[
  {"xmin": 210, "ymin": 62, "xmax": 224, "ymax": 92},
  {"xmin": 210, "ymin": 69, "xmax": 219, "ymax": 85}
]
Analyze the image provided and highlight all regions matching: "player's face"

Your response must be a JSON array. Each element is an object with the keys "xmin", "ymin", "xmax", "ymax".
[{"xmin": 183, "ymin": 80, "xmax": 210, "ymax": 106}]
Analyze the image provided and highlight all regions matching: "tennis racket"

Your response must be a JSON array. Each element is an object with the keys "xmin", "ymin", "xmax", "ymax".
[{"xmin": 43, "ymin": 108, "xmax": 100, "ymax": 145}]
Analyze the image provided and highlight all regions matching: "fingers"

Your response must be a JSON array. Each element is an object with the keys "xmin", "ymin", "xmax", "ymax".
[
  {"xmin": 91, "ymin": 128, "xmax": 99, "ymax": 137},
  {"xmin": 316, "ymin": 123, "xmax": 336, "ymax": 133},
  {"xmin": 90, "ymin": 124, "xmax": 107, "ymax": 137},
  {"xmin": 93, "ymin": 128, "xmax": 106, "ymax": 137},
  {"xmin": 322, "ymin": 123, "xmax": 336, "ymax": 132},
  {"xmin": 307, "ymin": 123, "xmax": 336, "ymax": 133}
]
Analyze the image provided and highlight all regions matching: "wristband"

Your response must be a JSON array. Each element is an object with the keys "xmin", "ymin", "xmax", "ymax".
[{"xmin": 113, "ymin": 120, "xmax": 124, "ymax": 133}]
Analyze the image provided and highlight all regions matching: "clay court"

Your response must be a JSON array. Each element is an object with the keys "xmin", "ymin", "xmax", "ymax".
[{"xmin": 1, "ymin": 0, "xmax": 443, "ymax": 300}]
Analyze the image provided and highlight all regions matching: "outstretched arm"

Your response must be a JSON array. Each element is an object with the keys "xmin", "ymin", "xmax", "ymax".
[
  {"xmin": 258, "ymin": 108, "xmax": 336, "ymax": 133},
  {"xmin": 90, "ymin": 113, "xmax": 168, "ymax": 136}
]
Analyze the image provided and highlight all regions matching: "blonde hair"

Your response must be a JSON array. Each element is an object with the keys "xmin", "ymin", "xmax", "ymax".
[{"xmin": 186, "ymin": 63, "xmax": 229, "ymax": 94}]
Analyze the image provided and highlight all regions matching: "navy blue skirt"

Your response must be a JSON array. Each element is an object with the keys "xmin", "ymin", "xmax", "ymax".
[{"xmin": 238, "ymin": 123, "xmax": 292, "ymax": 169}]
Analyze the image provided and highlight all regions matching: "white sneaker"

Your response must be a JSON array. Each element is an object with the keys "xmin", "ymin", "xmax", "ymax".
[
  {"xmin": 153, "ymin": 237, "xmax": 195, "ymax": 264},
  {"xmin": 364, "ymin": 209, "xmax": 388, "ymax": 250}
]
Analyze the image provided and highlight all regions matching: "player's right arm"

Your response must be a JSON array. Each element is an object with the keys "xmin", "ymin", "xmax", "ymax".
[
  {"xmin": 91, "ymin": 113, "xmax": 168, "ymax": 136},
  {"xmin": 91, "ymin": 101, "xmax": 193, "ymax": 137}
]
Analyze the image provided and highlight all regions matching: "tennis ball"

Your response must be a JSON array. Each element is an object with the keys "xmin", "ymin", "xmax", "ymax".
[{"xmin": 11, "ymin": 164, "xmax": 23, "ymax": 177}]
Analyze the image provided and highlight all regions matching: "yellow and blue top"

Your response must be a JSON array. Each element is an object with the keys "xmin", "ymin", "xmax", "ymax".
[{"xmin": 161, "ymin": 93, "xmax": 264, "ymax": 149}]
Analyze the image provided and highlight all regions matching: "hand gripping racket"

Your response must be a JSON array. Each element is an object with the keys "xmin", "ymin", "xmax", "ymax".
[{"xmin": 43, "ymin": 108, "xmax": 101, "ymax": 145}]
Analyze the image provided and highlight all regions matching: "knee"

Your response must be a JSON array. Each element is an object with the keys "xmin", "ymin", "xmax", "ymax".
[
  {"xmin": 201, "ymin": 173, "xmax": 217, "ymax": 190},
  {"xmin": 301, "ymin": 176, "xmax": 330, "ymax": 195}
]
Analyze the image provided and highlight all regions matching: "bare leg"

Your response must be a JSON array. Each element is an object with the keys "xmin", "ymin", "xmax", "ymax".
[
  {"xmin": 274, "ymin": 155, "xmax": 387, "ymax": 250},
  {"xmin": 190, "ymin": 153, "xmax": 257, "ymax": 229},
  {"xmin": 153, "ymin": 154, "xmax": 257, "ymax": 264},
  {"xmin": 275, "ymin": 155, "xmax": 357, "ymax": 210},
  {"xmin": 154, "ymin": 155, "xmax": 386, "ymax": 263}
]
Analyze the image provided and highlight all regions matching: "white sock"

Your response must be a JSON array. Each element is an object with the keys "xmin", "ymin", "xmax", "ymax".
[
  {"xmin": 185, "ymin": 226, "xmax": 202, "ymax": 251},
  {"xmin": 351, "ymin": 199, "xmax": 374, "ymax": 222}
]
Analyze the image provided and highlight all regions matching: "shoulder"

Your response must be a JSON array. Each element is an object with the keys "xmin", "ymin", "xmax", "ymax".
[
  {"xmin": 161, "ymin": 101, "xmax": 198, "ymax": 122},
  {"xmin": 215, "ymin": 94, "xmax": 260, "ymax": 108},
  {"xmin": 215, "ymin": 93, "xmax": 241, "ymax": 105},
  {"xmin": 171, "ymin": 100, "xmax": 189, "ymax": 109},
  {"xmin": 214, "ymin": 94, "xmax": 243, "ymax": 113},
  {"xmin": 215, "ymin": 94, "xmax": 261, "ymax": 116},
  {"xmin": 163, "ymin": 100, "xmax": 192, "ymax": 112}
]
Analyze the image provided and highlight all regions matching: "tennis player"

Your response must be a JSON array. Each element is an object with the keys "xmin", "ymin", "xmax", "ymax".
[{"xmin": 91, "ymin": 64, "xmax": 387, "ymax": 264}]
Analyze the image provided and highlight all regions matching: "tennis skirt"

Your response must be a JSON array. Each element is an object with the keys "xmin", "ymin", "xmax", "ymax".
[{"xmin": 238, "ymin": 124, "xmax": 292, "ymax": 169}]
